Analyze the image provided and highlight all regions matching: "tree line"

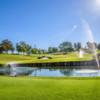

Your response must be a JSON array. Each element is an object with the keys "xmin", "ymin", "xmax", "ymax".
[{"xmin": 0, "ymin": 39, "xmax": 100, "ymax": 55}]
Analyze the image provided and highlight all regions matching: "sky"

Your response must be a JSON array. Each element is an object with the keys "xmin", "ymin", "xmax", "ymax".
[{"xmin": 0, "ymin": 0, "xmax": 100, "ymax": 49}]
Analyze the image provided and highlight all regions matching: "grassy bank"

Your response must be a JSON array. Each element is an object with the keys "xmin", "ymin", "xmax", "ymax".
[
  {"xmin": 0, "ymin": 76, "xmax": 100, "ymax": 100},
  {"xmin": 0, "ymin": 53, "xmax": 93, "ymax": 64}
]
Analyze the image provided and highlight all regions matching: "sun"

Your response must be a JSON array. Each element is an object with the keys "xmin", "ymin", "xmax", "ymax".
[
  {"xmin": 96, "ymin": 0, "xmax": 100, "ymax": 6},
  {"xmin": 92, "ymin": 0, "xmax": 100, "ymax": 12}
]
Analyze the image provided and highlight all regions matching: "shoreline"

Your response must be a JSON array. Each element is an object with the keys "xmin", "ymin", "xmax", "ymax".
[{"xmin": 0, "ymin": 60, "xmax": 99, "ymax": 69}]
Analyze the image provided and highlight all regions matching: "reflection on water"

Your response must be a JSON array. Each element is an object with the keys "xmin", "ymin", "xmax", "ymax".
[
  {"xmin": 0, "ymin": 66, "xmax": 100, "ymax": 77},
  {"xmin": 30, "ymin": 69, "xmax": 100, "ymax": 77}
]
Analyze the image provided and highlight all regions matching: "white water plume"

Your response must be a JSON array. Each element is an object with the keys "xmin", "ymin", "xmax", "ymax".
[
  {"xmin": 5, "ymin": 62, "xmax": 18, "ymax": 76},
  {"xmin": 82, "ymin": 19, "xmax": 100, "ymax": 68},
  {"xmin": 79, "ymin": 49, "xmax": 84, "ymax": 58}
]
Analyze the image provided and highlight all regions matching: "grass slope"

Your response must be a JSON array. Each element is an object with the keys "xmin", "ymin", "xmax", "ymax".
[
  {"xmin": 0, "ymin": 77, "xmax": 100, "ymax": 100},
  {"xmin": 0, "ymin": 53, "xmax": 93, "ymax": 64}
]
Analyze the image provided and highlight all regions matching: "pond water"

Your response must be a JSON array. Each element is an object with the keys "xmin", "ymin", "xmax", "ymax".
[{"xmin": 0, "ymin": 66, "xmax": 100, "ymax": 77}]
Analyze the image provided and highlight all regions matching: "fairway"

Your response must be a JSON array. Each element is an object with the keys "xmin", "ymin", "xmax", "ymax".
[{"xmin": 0, "ymin": 77, "xmax": 100, "ymax": 100}]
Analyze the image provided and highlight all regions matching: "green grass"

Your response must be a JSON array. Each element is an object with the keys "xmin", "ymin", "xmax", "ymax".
[
  {"xmin": 0, "ymin": 76, "xmax": 100, "ymax": 100},
  {"xmin": 0, "ymin": 53, "xmax": 93, "ymax": 65}
]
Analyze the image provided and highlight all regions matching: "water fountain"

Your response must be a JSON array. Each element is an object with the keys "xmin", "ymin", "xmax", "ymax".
[
  {"xmin": 79, "ymin": 49, "xmax": 84, "ymax": 58},
  {"xmin": 5, "ymin": 62, "xmax": 18, "ymax": 76},
  {"xmin": 82, "ymin": 19, "xmax": 100, "ymax": 68},
  {"xmin": 5, "ymin": 62, "xmax": 36, "ymax": 76},
  {"xmin": 75, "ymin": 19, "xmax": 100, "ymax": 75}
]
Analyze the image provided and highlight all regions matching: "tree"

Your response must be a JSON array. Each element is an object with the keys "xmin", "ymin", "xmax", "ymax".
[
  {"xmin": 25, "ymin": 44, "xmax": 32, "ymax": 55},
  {"xmin": 48, "ymin": 47, "xmax": 58, "ymax": 53},
  {"xmin": 16, "ymin": 43, "xmax": 22, "ymax": 54},
  {"xmin": 74, "ymin": 42, "xmax": 82, "ymax": 51},
  {"xmin": 31, "ymin": 48, "xmax": 38, "ymax": 54},
  {"xmin": 59, "ymin": 41, "xmax": 74, "ymax": 52},
  {"xmin": 10, "ymin": 46, "xmax": 15, "ymax": 54},
  {"xmin": 16, "ymin": 41, "xmax": 32, "ymax": 55},
  {"xmin": 39, "ymin": 49, "xmax": 47, "ymax": 54},
  {"xmin": 87, "ymin": 42, "xmax": 97, "ymax": 50},
  {"xmin": 0, "ymin": 39, "xmax": 14, "ymax": 53},
  {"xmin": 0, "ymin": 45, "xmax": 3, "ymax": 53},
  {"xmin": 74, "ymin": 43, "xmax": 77, "ymax": 51},
  {"xmin": 97, "ymin": 43, "xmax": 100, "ymax": 50}
]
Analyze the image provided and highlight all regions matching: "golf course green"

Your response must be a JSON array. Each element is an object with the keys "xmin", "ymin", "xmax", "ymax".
[
  {"xmin": 0, "ymin": 54, "xmax": 99, "ymax": 100},
  {"xmin": 0, "ymin": 53, "xmax": 93, "ymax": 65},
  {"xmin": 0, "ymin": 77, "xmax": 100, "ymax": 100}
]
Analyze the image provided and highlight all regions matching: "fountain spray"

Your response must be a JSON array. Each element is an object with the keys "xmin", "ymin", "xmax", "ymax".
[
  {"xmin": 82, "ymin": 19, "xmax": 100, "ymax": 68},
  {"xmin": 6, "ymin": 62, "xmax": 17, "ymax": 76}
]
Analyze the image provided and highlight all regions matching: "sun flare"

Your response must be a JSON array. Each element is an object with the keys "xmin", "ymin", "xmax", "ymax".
[{"xmin": 95, "ymin": 0, "xmax": 100, "ymax": 7}]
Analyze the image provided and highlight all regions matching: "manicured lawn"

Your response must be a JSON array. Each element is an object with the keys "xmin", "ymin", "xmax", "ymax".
[
  {"xmin": 0, "ymin": 77, "xmax": 100, "ymax": 100},
  {"xmin": 0, "ymin": 54, "xmax": 34, "ymax": 64},
  {"xmin": 0, "ymin": 53, "xmax": 93, "ymax": 65}
]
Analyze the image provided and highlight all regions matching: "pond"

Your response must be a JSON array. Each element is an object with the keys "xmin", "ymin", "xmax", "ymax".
[{"xmin": 0, "ymin": 66, "xmax": 100, "ymax": 77}]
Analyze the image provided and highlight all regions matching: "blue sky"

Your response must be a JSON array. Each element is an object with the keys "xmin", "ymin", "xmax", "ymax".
[{"xmin": 0, "ymin": 0, "xmax": 100, "ymax": 49}]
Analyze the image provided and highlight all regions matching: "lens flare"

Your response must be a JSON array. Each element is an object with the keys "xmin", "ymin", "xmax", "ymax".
[
  {"xmin": 96, "ymin": 0, "xmax": 100, "ymax": 6},
  {"xmin": 95, "ymin": 0, "xmax": 100, "ymax": 11}
]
